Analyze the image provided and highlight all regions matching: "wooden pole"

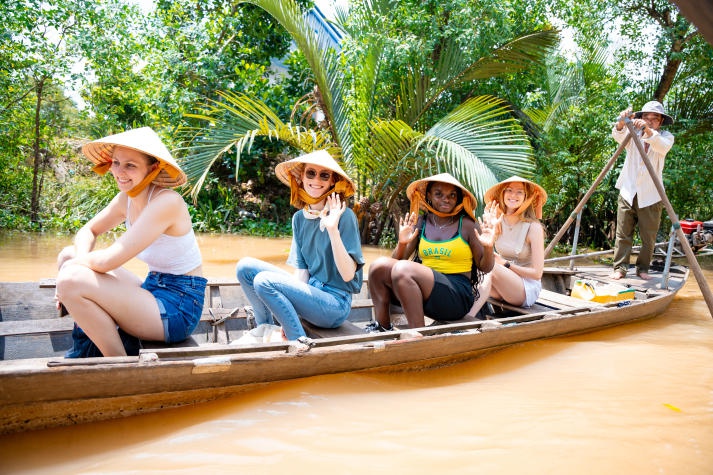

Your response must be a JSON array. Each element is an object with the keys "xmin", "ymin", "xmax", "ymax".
[
  {"xmin": 544, "ymin": 241, "xmax": 671, "ymax": 263},
  {"xmin": 544, "ymin": 135, "xmax": 632, "ymax": 257},
  {"xmin": 624, "ymin": 118, "xmax": 713, "ymax": 317}
]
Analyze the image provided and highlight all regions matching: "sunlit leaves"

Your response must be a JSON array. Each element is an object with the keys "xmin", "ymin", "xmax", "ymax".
[{"xmin": 179, "ymin": 91, "xmax": 333, "ymax": 201}]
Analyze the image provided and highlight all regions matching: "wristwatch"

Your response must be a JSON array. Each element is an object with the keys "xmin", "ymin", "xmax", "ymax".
[{"xmin": 504, "ymin": 261, "xmax": 511, "ymax": 269}]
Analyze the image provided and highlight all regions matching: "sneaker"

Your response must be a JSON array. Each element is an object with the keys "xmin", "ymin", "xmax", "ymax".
[
  {"xmin": 231, "ymin": 323, "xmax": 283, "ymax": 345},
  {"xmin": 287, "ymin": 336, "xmax": 314, "ymax": 354},
  {"xmin": 364, "ymin": 321, "xmax": 393, "ymax": 333}
]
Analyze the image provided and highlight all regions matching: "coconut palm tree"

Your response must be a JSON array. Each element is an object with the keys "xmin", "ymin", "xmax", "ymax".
[{"xmin": 179, "ymin": 0, "xmax": 559, "ymax": 243}]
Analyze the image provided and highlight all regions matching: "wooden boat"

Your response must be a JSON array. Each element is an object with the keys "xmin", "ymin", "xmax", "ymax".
[{"xmin": 0, "ymin": 262, "xmax": 688, "ymax": 435}]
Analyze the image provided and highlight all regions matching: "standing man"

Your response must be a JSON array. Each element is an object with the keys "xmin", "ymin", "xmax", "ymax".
[{"xmin": 610, "ymin": 101, "xmax": 675, "ymax": 280}]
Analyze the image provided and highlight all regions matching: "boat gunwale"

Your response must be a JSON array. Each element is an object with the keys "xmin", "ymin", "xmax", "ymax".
[{"xmin": 0, "ymin": 265, "xmax": 689, "ymax": 435}]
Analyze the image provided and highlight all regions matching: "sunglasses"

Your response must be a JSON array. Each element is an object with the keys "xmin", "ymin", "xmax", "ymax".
[{"xmin": 305, "ymin": 168, "xmax": 332, "ymax": 181}]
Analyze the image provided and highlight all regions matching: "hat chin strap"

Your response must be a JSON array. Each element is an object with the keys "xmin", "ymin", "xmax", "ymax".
[
  {"xmin": 127, "ymin": 165, "xmax": 163, "ymax": 198},
  {"xmin": 92, "ymin": 162, "xmax": 112, "ymax": 175},
  {"xmin": 92, "ymin": 161, "xmax": 169, "ymax": 198},
  {"xmin": 410, "ymin": 190, "xmax": 475, "ymax": 221},
  {"xmin": 289, "ymin": 176, "xmax": 351, "ymax": 208}
]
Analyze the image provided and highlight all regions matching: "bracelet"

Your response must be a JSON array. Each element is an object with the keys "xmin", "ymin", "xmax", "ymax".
[{"xmin": 504, "ymin": 261, "xmax": 511, "ymax": 269}]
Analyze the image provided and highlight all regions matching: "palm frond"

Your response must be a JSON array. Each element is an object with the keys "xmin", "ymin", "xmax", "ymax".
[
  {"xmin": 395, "ymin": 37, "xmax": 470, "ymax": 126},
  {"xmin": 365, "ymin": 119, "xmax": 423, "ymax": 209},
  {"xmin": 462, "ymin": 29, "xmax": 560, "ymax": 81},
  {"xmin": 344, "ymin": 38, "xmax": 385, "ymax": 166},
  {"xmin": 525, "ymin": 41, "xmax": 610, "ymax": 132},
  {"xmin": 327, "ymin": 0, "xmax": 391, "ymax": 194},
  {"xmin": 368, "ymin": 119, "xmax": 422, "ymax": 166},
  {"xmin": 395, "ymin": 67, "xmax": 429, "ymax": 125},
  {"xmin": 416, "ymin": 96, "xmax": 533, "ymax": 200},
  {"xmin": 367, "ymin": 96, "xmax": 533, "ymax": 204},
  {"xmin": 398, "ymin": 30, "xmax": 560, "ymax": 127},
  {"xmin": 177, "ymin": 91, "xmax": 332, "ymax": 201}
]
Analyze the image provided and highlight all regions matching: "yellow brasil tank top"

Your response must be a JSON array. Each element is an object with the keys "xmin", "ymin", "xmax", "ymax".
[{"xmin": 418, "ymin": 215, "xmax": 473, "ymax": 274}]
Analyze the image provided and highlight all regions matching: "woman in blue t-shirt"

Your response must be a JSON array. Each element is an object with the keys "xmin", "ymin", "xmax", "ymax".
[{"xmin": 235, "ymin": 150, "xmax": 365, "ymax": 343}]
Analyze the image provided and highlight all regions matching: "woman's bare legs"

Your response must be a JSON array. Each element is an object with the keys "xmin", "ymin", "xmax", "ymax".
[
  {"xmin": 368, "ymin": 257, "xmax": 435, "ymax": 329},
  {"xmin": 489, "ymin": 264, "xmax": 526, "ymax": 306},
  {"xmin": 367, "ymin": 257, "xmax": 397, "ymax": 328},
  {"xmin": 56, "ymin": 264, "xmax": 163, "ymax": 356}
]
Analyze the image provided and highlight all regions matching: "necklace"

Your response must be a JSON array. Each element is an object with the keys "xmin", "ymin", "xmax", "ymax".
[
  {"xmin": 504, "ymin": 216, "xmax": 518, "ymax": 232},
  {"xmin": 430, "ymin": 214, "xmax": 454, "ymax": 230}
]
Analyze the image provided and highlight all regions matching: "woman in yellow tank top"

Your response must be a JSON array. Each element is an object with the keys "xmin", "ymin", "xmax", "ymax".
[
  {"xmin": 482, "ymin": 176, "xmax": 547, "ymax": 307},
  {"xmin": 366, "ymin": 173, "xmax": 496, "ymax": 331}
]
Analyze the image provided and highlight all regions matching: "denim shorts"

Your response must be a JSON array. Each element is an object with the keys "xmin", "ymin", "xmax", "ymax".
[{"xmin": 141, "ymin": 272, "xmax": 207, "ymax": 343}]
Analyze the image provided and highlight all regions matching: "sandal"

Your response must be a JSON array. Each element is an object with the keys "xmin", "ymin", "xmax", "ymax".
[{"xmin": 364, "ymin": 321, "xmax": 393, "ymax": 333}]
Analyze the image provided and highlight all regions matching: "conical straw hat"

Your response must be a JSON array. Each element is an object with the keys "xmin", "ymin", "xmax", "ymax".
[
  {"xmin": 274, "ymin": 149, "xmax": 355, "ymax": 197},
  {"xmin": 82, "ymin": 127, "xmax": 186, "ymax": 188},
  {"xmin": 484, "ymin": 176, "xmax": 548, "ymax": 219},
  {"xmin": 406, "ymin": 173, "xmax": 477, "ymax": 220}
]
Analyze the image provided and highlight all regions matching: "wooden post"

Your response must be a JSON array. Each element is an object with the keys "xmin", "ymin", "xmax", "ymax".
[
  {"xmin": 544, "ymin": 134, "xmax": 632, "ymax": 257},
  {"xmin": 624, "ymin": 118, "xmax": 713, "ymax": 318}
]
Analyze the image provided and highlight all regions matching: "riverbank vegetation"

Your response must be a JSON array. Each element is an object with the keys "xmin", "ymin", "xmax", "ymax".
[{"xmin": 2, "ymin": 0, "xmax": 712, "ymax": 249}]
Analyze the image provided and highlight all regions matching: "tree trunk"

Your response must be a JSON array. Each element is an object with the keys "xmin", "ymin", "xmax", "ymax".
[
  {"xmin": 653, "ymin": 42, "xmax": 684, "ymax": 101},
  {"xmin": 30, "ymin": 79, "xmax": 45, "ymax": 224}
]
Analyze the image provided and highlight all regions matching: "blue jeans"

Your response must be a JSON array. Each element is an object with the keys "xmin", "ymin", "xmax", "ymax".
[{"xmin": 236, "ymin": 257, "xmax": 352, "ymax": 340}]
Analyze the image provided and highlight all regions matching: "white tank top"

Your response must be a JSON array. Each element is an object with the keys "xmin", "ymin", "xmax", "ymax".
[{"xmin": 126, "ymin": 187, "xmax": 202, "ymax": 275}]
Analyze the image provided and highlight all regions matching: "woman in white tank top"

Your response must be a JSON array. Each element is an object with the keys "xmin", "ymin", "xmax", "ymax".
[
  {"xmin": 55, "ymin": 127, "xmax": 206, "ymax": 357},
  {"xmin": 481, "ymin": 176, "xmax": 548, "ymax": 307}
]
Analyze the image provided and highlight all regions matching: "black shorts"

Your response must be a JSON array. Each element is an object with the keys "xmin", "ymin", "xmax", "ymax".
[
  {"xmin": 389, "ymin": 271, "xmax": 474, "ymax": 321},
  {"xmin": 423, "ymin": 271, "xmax": 474, "ymax": 321}
]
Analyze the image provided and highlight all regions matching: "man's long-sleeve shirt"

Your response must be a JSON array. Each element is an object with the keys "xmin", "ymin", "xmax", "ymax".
[{"xmin": 612, "ymin": 125, "xmax": 674, "ymax": 208}]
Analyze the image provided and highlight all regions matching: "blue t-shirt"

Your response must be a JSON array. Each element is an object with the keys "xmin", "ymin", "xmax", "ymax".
[{"xmin": 287, "ymin": 207, "xmax": 365, "ymax": 294}]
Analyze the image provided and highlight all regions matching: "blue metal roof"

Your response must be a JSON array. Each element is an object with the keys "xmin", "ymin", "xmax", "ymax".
[{"xmin": 306, "ymin": 4, "xmax": 343, "ymax": 51}]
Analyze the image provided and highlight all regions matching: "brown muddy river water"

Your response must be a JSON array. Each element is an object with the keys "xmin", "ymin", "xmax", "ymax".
[{"xmin": 1, "ymin": 232, "xmax": 712, "ymax": 474}]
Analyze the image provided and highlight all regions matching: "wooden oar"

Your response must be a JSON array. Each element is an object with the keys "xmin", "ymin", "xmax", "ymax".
[
  {"xmin": 624, "ymin": 118, "xmax": 713, "ymax": 317},
  {"xmin": 544, "ymin": 134, "xmax": 632, "ymax": 257}
]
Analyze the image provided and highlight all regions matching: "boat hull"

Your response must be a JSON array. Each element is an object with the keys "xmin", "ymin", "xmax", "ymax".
[{"xmin": 0, "ymin": 265, "xmax": 688, "ymax": 434}]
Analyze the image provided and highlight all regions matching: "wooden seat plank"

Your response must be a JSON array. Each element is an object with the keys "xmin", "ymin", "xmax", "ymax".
[
  {"xmin": 0, "ymin": 319, "xmax": 74, "ymax": 336},
  {"xmin": 301, "ymin": 319, "xmax": 365, "ymax": 338},
  {"xmin": 0, "ymin": 307, "xmax": 244, "ymax": 337}
]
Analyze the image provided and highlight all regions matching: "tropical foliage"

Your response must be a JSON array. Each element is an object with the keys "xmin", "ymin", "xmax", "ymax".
[
  {"xmin": 179, "ymin": 0, "xmax": 559, "ymax": 244},
  {"xmin": 1, "ymin": 0, "xmax": 712, "ymax": 252},
  {"xmin": 537, "ymin": 0, "xmax": 713, "ymax": 248}
]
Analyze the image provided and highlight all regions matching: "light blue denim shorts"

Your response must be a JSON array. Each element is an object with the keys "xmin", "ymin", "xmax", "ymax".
[{"xmin": 141, "ymin": 272, "xmax": 207, "ymax": 343}]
